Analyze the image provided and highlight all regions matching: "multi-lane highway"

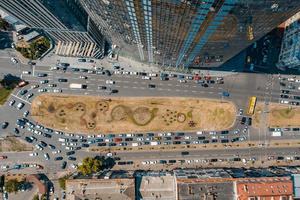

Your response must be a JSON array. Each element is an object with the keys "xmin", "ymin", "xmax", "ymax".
[{"xmin": 0, "ymin": 59, "xmax": 300, "ymax": 176}]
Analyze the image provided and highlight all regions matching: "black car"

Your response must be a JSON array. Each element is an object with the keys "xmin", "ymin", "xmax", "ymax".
[
  {"xmin": 280, "ymin": 94, "xmax": 289, "ymax": 99},
  {"xmin": 49, "ymin": 144, "xmax": 56, "ymax": 149},
  {"xmin": 43, "ymin": 133, "xmax": 52, "ymax": 138},
  {"xmin": 281, "ymin": 90, "xmax": 290, "ymax": 94},
  {"xmin": 14, "ymin": 128, "xmax": 19, "ymax": 134},
  {"xmin": 71, "ymin": 68, "xmax": 80, "ymax": 72},
  {"xmin": 211, "ymin": 139, "xmax": 218, "ymax": 143},
  {"xmin": 159, "ymin": 160, "xmax": 167, "ymax": 164},
  {"xmin": 221, "ymin": 139, "xmax": 229, "ymax": 143},
  {"xmin": 147, "ymin": 133, "xmax": 154, "ymax": 137},
  {"xmin": 80, "ymin": 68, "xmax": 88, "ymax": 72},
  {"xmin": 247, "ymin": 118, "xmax": 252, "ymax": 126},
  {"xmin": 82, "ymin": 143, "xmax": 89, "ymax": 148},
  {"xmin": 231, "ymin": 137, "xmax": 239, "ymax": 143},
  {"xmin": 125, "ymin": 138, "xmax": 133, "ymax": 141},
  {"xmin": 168, "ymin": 160, "xmax": 176, "ymax": 164},
  {"xmin": 109, "ymin": 143, "xmax": 117, "ymax": 146},
  {"xmin": 198, "ymin": 136, "xmax": 205, "ymax": 140},
  {"xmin": 20, "ymin": 90, "xmax": 28, "ymax": 95},
  {"xmin": 54, "ymin": 156, "xmax": 63, "ymax": 161},
  {"xmin": 1, "ymin": 122, "xmax": 8, "ymax": 129},
  {"xmin": 98, "ymin": 86, "xmax": 107, "ymax": 90},
  {"xmin": 25, "ymin": 137, "xmax": 33, "ymax": 143},
  {"xmin": 68, "ymin": 157, "xmax": 76, "ymax": 161},
  {"xmin": 61, "ymin": 161, "xmax": 67, "ymax": 169},
  {"xmin": 66, "ymin": 151, "xmax": 75, "ymax": 156},
  {"xmin": 97, "ymin": 143, "xmax": 106, "ymax": 146},
  {"xmin": 111, "ymin": 89, "xmax": 118, "ymax": 93},
  {"xmin": 181, "ymin": 151, "xmax": 189, "ymax": 155},
  {"xmin": 148, "ymin": 84, "xmax": 156, "ymax": 89},
  {"xmin": 221, "ymin": 130, "xmax": 229, "ymax": 134},
  {"xmin": 58, "ymin": 78, "xmax": 68, "ymax": 82},
  {"xmin": 105, "ymin": 70, "xmax": 111, "ymax": 76},
  {"xmin": 241, "ymin": 117, "xmax": 247, "ymax": 125},
  {"xmin": 40, "ymin": 141, "xmax": 47, "ymax": 147},
  {"xmin": 202, "ymin": 83, "xmax": 209, "ymax": 87}
]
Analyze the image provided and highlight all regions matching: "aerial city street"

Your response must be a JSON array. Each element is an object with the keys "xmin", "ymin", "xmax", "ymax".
[{"xmin": 1, "ymin": 1, "xmax": 300, "ymax": 200}]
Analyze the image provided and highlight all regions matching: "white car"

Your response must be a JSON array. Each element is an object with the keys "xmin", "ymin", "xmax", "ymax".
[
  {"xmin": 22, "ymin": 71, "xmax": 31, "ymax": 74},
  {"xmin": 209, "ymin": 131, "xmax": 217, "ymax": 135},
  {"xmin": 23, "ymin": 110, "xmax": 29, "ymax": 117},
  {"xmin": 106, "ymin": 80, "xmax": 115, "ymax": 84},
  {"xmin": 17, "ymin": 102, "xmax": 25, "ymax": 110},
  {"xmin": 38, "ymin": 88, "xmax": 47, "ymax": 93},
  {"xmin": 1, "ymin": 165, "xmax": 9, "ymax": 169},
  {"xmin": 149, "ymin": 73, "xmax": 157, "ymax": 77},
  {"xmin": 11, "ymin": 57, "xmax": 18, "ymax": 64},
  {"xmin": 79, "ymin": 76, "xmax": 87, "ymax": 79},
  {"xmin": 44, "ymin": 153, "xmax": 50, "ymax": 160},
  {"xmin": 280, "ymin": 100, "xmax": 289, "ymax": 104},
  {"xmin": 29, "ymin": 152, "xmax": 38, "ymax": 157},
  {"xmin": 142, "ymin": 76, "xmax": 151, "ymax": 80},
  {"xmin": 53, "ymin": 89, "xmax": 62, "ymax": 93},
  {"xmin": 52, "ymin": 150, "xmax": 61, "ymax": 154},
  {"xmin": 107, "ymin": 153, "xmax": 113, "ymax": 157},
  {"xmin": 31, "ymin": 84, "xmax": 39, "ymax": 89},
  {"xmin": 179, "ymin": 79, "xmax": 187, "ymax": 83}
]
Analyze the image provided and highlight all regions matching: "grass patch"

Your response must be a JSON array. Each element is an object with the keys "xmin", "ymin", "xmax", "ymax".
[{"xmin": 0, "ymin": 87, "xmax": 13, "ymax": 105}]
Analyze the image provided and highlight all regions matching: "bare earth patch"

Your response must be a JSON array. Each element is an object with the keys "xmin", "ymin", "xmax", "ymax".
[
  {"xmin": 31, "ymin": 94, "xmax": 236, "ymax": 134},
  {"xmin": 0, "ymin": 137, "xmax": 33, "ymax": 152},
  {"xmin": 253, "ymin": 103, "xmax": 300, "ymax": 128}
]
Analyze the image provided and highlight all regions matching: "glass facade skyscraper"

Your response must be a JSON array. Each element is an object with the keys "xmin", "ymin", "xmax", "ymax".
[
  {"xmin": 82, "ymin": 0, "xmax": 300, "ymax": 68},
  {"xmin": 0, "ymin": 0, "xmax": 106, "ymax": 58}
]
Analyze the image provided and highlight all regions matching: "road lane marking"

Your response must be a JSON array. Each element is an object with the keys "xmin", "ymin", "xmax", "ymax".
[{"xmin": 11, "ymin": 94, "xmax": 31, "ymax": 105}]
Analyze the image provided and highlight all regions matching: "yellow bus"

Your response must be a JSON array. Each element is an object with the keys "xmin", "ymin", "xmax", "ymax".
[{"xmin": 247, "ymin": 96, "xmax": 257, "ymax": 115}]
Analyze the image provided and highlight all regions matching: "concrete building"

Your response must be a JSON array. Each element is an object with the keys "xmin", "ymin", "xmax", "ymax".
[
  {"xmin": 236, "ymin": 177, "xmax": 294, "ymax": 200},
  {"xmin": 65, "ymin": 178, "xmax": 135, "ymax": 200},
  {"xmin": 177, "ymin": 178, "xmax": 236, "ymax": 200},
  {"xmin": 0, "ymin": 0, "xmax": 107, "ymax": 58},
  {"xmin": 81, "ymin": 0, "xmax": 300, "ymax": 69},
  {"xmin": 277, "ymin": 11, "xmax": 300, "ymax": 70},
  {"xmin": 136, "ymin": 173, "xmax": 177, "ymax": 200}
]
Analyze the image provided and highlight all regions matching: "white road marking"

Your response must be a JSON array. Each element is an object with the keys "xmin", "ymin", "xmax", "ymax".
[{"xmin": 11, "ymin": 94, "xmax": 31, "ymax": 105}]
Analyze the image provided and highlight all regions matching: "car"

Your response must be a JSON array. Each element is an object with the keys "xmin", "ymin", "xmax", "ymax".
[
  {"xmin": 48, "ymin": 84, "xmax": 57, "ymax": 87},
  {"xmin": 37, "ymin": 73, "xmax": 47, "ymax": 77},
  {"xmin": 49, "ymin": 144, "xmax": 56, "ymax": 149},
  {"xmin": 54, "ymin": 156, "xmax": 63, "ymax": 161},
  {"xmin": 40, "ymin": 141, "xmax": 47, "ymax": 147},
  {"xmin": 241, "ymin": 117, "xmax": 247, "ymax": 124},
  {"xmin": 179, "ymin": 79, "xmax": 186, "ymax": 83},
  {"xmin": 14, "ymin": 128, "xmax": 19, "ymax": 134},
  {"xmin": 20, "ymin": 89, "xmax": 28, "ymax": 95},
  {"xmin": 148, "ymin": 84, "xmax": 156, "ymax": 89},
  {"xmin": 9, "ymin": 99, "xmax": 15, "ymax": 106},
  {"xmin": 43, "ymin": 153, "xmax": 50, "ymax": 160},
  {"xmin": 98, "ymin": 86, "xmax": 107, "ymax": 90},
  {"xmin": 142, "ymin": 76, "xmax": 151, "ymax": 80},
  {"xmin": 38, "ymin": 88, "xmax": 47, "ymax": 93},
  {"xmin": 68, "ymin": 156, "xmax": 76, "ymax": 161},
  {"xmin": 61, "ymin": 161, "xmax": 67, "ymax": 169},
  {"xmin": 23, "ymin": 110, "xmax": 29, "ymax": 117},
  {"xmin": 58, "ymin": 78, "xmax": 68, "ymax": 82},
  {"xmin": 26, "ymin": 93, "xmax": 34, "ymax": 99},
  {"xmin": 2, "ymin": 122, "xmax": 8, "ymax": 129},
  {"xmin": 281, "ymin": 90, "xmax": 290, "ymax": 94},
  {"xmin": 238, "ymin": 109, "xmax": 243, "ymax": 115},
  {"xmin": 52, "ymin": 150, "xmax": 61, "ymax": 154},
  {"xmin": 201, "ymin": 83, "xmax": 209, "ymax": 87},
  {"xmin": 29, "ymin": 152, "xmax": 38, "ymax": 157},
  {"xmin": 71, "ymin": 68, "xmax": 80, "ymax": 72},
  {"xmin": 31, "ymin": 84, "xmax": 39, "ymax": 89},
  {"xmin": 11, "ymin": 57, "xmax": 18, "ymax": 64},
  {"xmin": 79, "ymin": 76, "xmax": 87, "ymax": 79},
  {"xmin": 106, "ymin": 80, "xmax": 115, "ymax": 84},
  {"xmin": 280, "ymin": 100, "xmax": 289, "ymax": 104},
  {"xmin": 79, "ymin": 68, "xmax": 88, "ymax": 73},
  {"xmin": 40, "ymin": 80, "xmax": 49, "ymax": 84},
  {"xmin": 66, "ymin": 151, "xmax": 75, "ymax": 156},
  {"xmin": 53, "ymin": 89, "xmax": 62, "ymax": 93}
]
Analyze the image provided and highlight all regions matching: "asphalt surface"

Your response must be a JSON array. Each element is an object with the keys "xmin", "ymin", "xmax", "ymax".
[{"xmin": 0, "ymin": 55, "xmax": 300, "ymax": 199}]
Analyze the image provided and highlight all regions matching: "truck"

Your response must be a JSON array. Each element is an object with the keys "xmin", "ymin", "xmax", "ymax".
[
  {"xmin": 271, "ymin": 131, "xmax": 282, "ymax": 137},
  {"xmin": 69, "ymin": 83, "xmax": 87, "ymax": 89}
]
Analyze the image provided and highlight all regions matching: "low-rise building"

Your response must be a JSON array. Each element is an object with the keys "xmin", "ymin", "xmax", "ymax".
[
  {"xmin": 136, "ymin": 173, "xmax": 177, "ymax": 200},
  {"xmin": 177, "ymin": 178, "xmax": 236, "ymax": 200},
  {"xmin": 236, "ymin": 177, "xmax": 293, "ymax": 200},
  {"xmin": 65, "ymin": 178, "xmax": 135, "ymax": 200}
]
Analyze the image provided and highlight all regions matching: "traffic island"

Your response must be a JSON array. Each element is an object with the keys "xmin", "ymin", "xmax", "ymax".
[
  {"xmin": 253, "ymin": 103, "xmax": 300, "ymax": 128},
  {"xmin": 30, "ymin": 94, "xmax": 236, "ymax": 134}
]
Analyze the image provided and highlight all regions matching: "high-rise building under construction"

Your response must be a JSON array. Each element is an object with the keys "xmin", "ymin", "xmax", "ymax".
[{"xmin": 82, "ymin": 0, "xmax": 300, "ymax": 68}]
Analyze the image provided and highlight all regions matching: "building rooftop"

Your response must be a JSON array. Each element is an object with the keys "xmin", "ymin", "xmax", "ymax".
[
  {"xmin": 236, "ymin": 177, "xmax": 293, "ymax": 200},
  {"xmin": 23, "ymin": 31, "xmax": 41, "ymax": 42},
  {"xmin": 65, "ymin": 178, "xmax": 135, "ymax": 200},
  {"xmin": 137, "ymin": 174, "xmax": 176, "ymax": 200},
  {"xmin": 177, "ymin": 178, "xmax": 235, "ymax": 200}
]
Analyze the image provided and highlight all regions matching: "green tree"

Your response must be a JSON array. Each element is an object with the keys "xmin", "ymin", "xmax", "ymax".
[
  {"xmin": 77, "ymin": 157, "xmax": 103, "ymax": 176},
  {"xmin": 58, "ymin": 175, "xmax": 70, "ymax": 190},
  {"xmin": 5, "ymin": 179, "xmax": 21, "ymax": 193},
  {"xmin": 32, "ymin": 194, "xmax": 39, "ymax": 200}
]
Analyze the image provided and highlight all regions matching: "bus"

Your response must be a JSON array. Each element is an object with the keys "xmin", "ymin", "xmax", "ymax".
[{"xmin": 247, "ymin": 96, "xmax": 257, "ymax": 115}]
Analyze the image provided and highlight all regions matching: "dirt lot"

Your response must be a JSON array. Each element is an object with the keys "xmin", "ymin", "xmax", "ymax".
[
  {"xmin": 0, "ymin": 137, "xmax": 33, "ymax": 152},
  {"xmin": 31, "ymin": 94, "xmax": 236, "ymax": 134},
  {"xmin": 253, "ymin": 103, "xmax": 300, "ymax": 127}
]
